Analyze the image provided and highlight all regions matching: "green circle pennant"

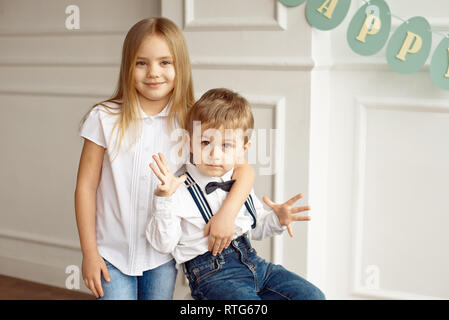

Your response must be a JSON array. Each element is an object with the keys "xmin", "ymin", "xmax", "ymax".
[
  {"xmin": 386, "ymin": 17, "xmax": 432, "ymax": 74},
  {"xmin": 347, "ymin": 0, "xmax": 391, "ymax": 56},
  {"xmin": 430, "ymin": 37, "xmax": 449, "ymax": 91},
  {"xmin": 280, "ymin": 0, "xmax": 307, "ymax": 7},
  {"xmin": 306, "ymin": 0, "xmax": 351, "ymax": 31}
]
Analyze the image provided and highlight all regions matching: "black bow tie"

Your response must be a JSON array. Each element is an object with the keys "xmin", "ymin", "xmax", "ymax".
[{"xmin": 205, "ymin": 180, "xmax": 236, "ymax": 194}]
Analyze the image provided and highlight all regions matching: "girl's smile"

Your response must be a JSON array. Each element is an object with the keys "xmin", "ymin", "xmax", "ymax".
[{"xmin": 145, "ymin": 82, "xmax": 165, "ymax": 88}]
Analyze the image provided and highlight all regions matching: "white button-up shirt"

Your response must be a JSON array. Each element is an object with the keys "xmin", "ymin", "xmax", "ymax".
[
  {"xmin": 146, "ymin": 163, "xmax": 285, "ymax": 268},
  {"xmin": 79, "ymin": 100, "xmax": 186, "ymax": 275}
]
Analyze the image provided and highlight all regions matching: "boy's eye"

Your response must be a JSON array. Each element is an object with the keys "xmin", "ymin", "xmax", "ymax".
[
  {"xmin": 136, "ymin": 61, "xmax": 146, "ymax": 66},
  {"xmin": 161, "ymin": 60, "xmax": 171, "ymax": 65},
  {"xmin": 201, "ymin": 141, "xmax": 210, "ymax": 146}
]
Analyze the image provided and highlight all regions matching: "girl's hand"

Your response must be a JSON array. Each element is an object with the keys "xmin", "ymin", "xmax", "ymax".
[
  {"xmin": 204, "ymin": 211, "xmax": 235, "ymax": 256},
  {"xmin": 81, "ymin": 251, "xmax": 110, "ymax": 298},
  {"xmin": 262, "ymin": 193, "xmax": 311, "ymax": 237},
  {"xmin": 150, "ymin": 153, "xmax": 186, "ymax": 197}
]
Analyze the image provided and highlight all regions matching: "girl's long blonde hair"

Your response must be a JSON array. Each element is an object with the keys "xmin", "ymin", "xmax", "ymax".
[{"xmin": 80, "ymin": 17, "xmax": 194, "ymax": 158}]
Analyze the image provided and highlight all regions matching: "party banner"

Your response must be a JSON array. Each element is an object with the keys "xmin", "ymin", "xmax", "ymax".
[
  {"xmin": 430, "ymin": 37, "xmax": 449, "ymax": 90},
  {"xmin": 306, "ymin": 0, "xmax": 352, "ymax": 31},
  {"xmin": 347, "ymin": 0, "xmax": 391, "ymax": 56},
  {"xmin": 386, "ymin": 17, "xmax": 432, "ymax": 74},
  {"xmin": 279, "ymin": 0, "xmax": 449, "ymax": 91},
  {"xmin": 280, "ymin": 0, "xmax": 307, "ymax": 7}
]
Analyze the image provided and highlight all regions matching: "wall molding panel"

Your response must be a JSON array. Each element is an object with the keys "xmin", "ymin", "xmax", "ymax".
[
  {"xmin": 183, "ymin": 0, "xmax": 287, "ymax": 31},
  {"xmin": 350, "ymin": 97, "xmax": 449, "ymax": 300}
]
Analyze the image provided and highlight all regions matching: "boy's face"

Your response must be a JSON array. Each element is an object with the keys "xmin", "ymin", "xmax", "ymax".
[{"xmin": 190, "ymin": 125, "xmax": 251, "ymax": 177}]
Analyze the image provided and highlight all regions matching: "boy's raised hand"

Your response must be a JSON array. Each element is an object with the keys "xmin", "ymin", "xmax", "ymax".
[
  {"xmin": 150, "ymin": 153, "xmax": 186, "ymax": 197},
  {"xmin": 262, "ymin": 193, "xmax": 311, "ymax": 237}
]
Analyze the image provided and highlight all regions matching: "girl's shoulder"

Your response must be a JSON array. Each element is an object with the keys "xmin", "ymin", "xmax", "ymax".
[
  {"xmin": 86, "ymin": 100, "xmax": 122, "ymax": 123},
  {"xmin": 93, "ymin": 100, "xmax": 122, "ymax": 115}
]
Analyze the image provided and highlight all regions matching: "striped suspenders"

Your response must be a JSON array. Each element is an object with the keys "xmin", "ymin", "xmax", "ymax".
[{"xmin": 184, "ymin": 171, "xmax": 257, "ymax": 229}]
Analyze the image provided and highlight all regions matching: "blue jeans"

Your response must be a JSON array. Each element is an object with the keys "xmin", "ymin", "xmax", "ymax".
[
  {"xmin": 183, "ymin": 234, "xmax": 325, "ymax": 300},
  {"xmin": 97, "ymin": 258, "xmax": 177, "ymax": 300}
]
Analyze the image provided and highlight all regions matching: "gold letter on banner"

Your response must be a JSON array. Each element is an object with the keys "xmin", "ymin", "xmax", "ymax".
[
  {"xmin": 396, "ymin": 31, "xmax": 423, "ymax": 61},
  {"xmin": 356, "ymin": 13, "xmax": 382, "ymax": 43},
  {"xmin": 317, "ymin": 0, "xmax": 339, "ymax": 20},
  {"xmin": 446, "ymin": 48, "xmax": 449, "ymax": 78}
]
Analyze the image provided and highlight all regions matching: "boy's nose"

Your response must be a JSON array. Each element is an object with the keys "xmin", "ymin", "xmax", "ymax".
[{"xmin": 209, "ymin": 146, "xmax": 222, "ymax": 158}]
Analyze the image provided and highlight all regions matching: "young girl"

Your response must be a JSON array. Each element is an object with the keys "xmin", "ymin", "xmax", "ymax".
[{"xmin": 74, "ymin": 17, "xmax": 254, "ymax": 300}]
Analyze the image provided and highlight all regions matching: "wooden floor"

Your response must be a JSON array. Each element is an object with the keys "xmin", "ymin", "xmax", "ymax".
[{"xmin": 0, "ymin": 275, "xmax": 94, "ymax": 300}]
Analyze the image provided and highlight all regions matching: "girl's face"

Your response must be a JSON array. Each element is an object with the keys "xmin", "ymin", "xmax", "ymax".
[{"xmin": 134, "ymin": 34, "xmax": 175, "ymax": 105}]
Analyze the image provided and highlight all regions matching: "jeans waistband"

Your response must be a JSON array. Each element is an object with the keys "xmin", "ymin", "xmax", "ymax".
[{"xmin": 182, "ymin": 233, "xmax": 251, "ymax": 275}]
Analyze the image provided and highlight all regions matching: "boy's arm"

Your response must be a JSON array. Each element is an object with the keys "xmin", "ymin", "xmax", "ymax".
[
  {"xmin": 249, "ymin": 192, "xmax": 286, "ymax": 241},
  {"xmin": 255, "ymin": 193, "xmax": 311, "ymax": 239},
  {"xmin": 146, "ymin": 195, "xmax": 182, "ymax": 254},
  {"xmin": 146, "ymin": 153, "xmax": 186, "ymax": 253},
  {"xmin": 205, "ymin": 161, "xmax": 255, "ymax": 256}
]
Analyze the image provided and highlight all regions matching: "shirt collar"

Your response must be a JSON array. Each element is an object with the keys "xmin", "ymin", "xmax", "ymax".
[
  {"xmin": 185, "ymin": 162, "xmax": 234, "ymax": 193},
  {"xmin": 139, "ymin": 95, "xmax": 173, "ymax": 119}
]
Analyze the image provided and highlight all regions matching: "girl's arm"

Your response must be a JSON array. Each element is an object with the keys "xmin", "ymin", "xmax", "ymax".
[
  {"xmin": 74, "ymin": 139, "xmax": 110, "ymax": 298},
  {"xmin": 204, "ymin": 160, "xmax": 255, "ymax": 256}
]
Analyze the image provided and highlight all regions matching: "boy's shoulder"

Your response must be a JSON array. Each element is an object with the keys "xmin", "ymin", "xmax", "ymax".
[{"xmin": 171, "ymin": 166, "xmax": 193, "ymax": 201}]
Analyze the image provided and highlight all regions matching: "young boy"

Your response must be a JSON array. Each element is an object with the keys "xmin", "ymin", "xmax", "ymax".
[{"xmin": 146, "ymin": 88, "xmax": 325, "ymax": 300}]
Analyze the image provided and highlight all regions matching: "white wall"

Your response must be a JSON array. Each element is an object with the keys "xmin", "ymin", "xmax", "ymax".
[{"xmin": 0, "ymin": 0, "xmax": 161, "ymax": 295}]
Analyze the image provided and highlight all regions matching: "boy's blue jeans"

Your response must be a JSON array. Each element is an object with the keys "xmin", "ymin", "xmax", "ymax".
[
  {"xmin": 97, "ymin": 259, "xmax": 177, "ymax": 300},
  {"xmin": 182, "ymin": 233, "xmax": 326, "ymax": 300}
]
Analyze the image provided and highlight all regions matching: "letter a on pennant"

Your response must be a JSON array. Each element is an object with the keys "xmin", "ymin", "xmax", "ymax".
[
  {"xmin": 317, "ymin": 0, "xmax": 339, "ymax": 20},
  {"xmin": 396, "ymin": 31, "xmax": 423, "ymax": 61}
]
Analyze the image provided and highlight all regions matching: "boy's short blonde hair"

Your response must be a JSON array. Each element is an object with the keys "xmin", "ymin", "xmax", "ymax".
[{"xmin": 186, "ymin": 88, "xmax": 254, "ymax": 144}]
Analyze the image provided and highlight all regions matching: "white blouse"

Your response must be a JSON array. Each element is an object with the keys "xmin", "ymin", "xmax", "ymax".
[
  {"xmin": 146, "ymin": 163, "xmax": 285, "ymax": 268},
  {"xmin": 79, "ymin": 100, "xmax": 187, "ymax": 276}
]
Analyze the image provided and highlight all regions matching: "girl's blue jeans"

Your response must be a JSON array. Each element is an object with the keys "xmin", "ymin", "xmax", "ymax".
[
  {"xmin": 97, "ymin": 258, "xmax": 177, "ymax": 300},
  {"xmin": 183, "ymin": 233, "xmax": 326, "ymax": 300}
]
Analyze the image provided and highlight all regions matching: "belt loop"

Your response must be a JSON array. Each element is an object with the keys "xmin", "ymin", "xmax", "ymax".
[
  {"xmin": 243, "ymin": 232, "xmax": 251, "ymax": 247},
  {"xmin": 217, "ymin": 253, "xmax": 225, "ymax": 264},
  {"xmin": 181, "ymin": 262, "xmax": 188, "ymax": 276}
]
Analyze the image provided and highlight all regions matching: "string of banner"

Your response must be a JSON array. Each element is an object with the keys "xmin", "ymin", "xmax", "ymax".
[{"xmin": 280, "ymin": 0, "xmax": 449, "ymax": 91}]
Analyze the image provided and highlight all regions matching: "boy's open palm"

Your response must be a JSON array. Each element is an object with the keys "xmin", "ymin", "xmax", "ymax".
[
  {"xmin": 150, "ymin": 153, "xmax": 186, "ymax": 197},
  {"xmin": 262, "ymin": 193, "xmax": 311, "ymax": 237}
]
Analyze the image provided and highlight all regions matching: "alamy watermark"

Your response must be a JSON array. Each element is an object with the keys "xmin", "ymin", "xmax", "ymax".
[
  {"xmin": 65, "ymin": 265, "xmax": 80, "ymax": 290},
  {"xmin": 364, "ymin": 264, "xmax": 380, "ymax": 289},
  {"xmin": 65, "ymin": 5, "xmax": 80, "ymax": 30},
  {"xmin": 167, "ymin": 122, "xmax": 283, "ymax": 176}
]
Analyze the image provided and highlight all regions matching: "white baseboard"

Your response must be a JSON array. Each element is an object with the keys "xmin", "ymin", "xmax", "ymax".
[
  {"xmin": 0, "ymin": 228, "xmax": 89, "ymax": 295},
  {"xmin": 0, "ymin": 228, "xmax": 192, "ymax": 298},
  {"xmin": 0, "ymin": 255, "xmax": 91, "ymax": 295}
]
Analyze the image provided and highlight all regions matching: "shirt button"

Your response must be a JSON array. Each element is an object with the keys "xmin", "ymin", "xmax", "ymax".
[{"xmin": 232, "ymin": 240, "xmax": 238, "ymax": 246}]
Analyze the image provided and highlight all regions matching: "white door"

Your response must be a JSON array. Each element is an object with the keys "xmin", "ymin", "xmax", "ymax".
[
  {"xmin": 321, "ymin": 0, "xmax": 449, "ymax": 299},
  {"xmin": 161, "ymin": 0, "xmax": 318, "ymax": 299}
]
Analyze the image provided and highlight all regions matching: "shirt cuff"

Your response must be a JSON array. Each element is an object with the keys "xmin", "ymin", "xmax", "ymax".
[
  {"xmin": 153, "ymin": 194, "xmax": 175, "ymax": 218},
  {"xmin": 270, "ymin": 212, "xmax": 287, "ymax": 234}
]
